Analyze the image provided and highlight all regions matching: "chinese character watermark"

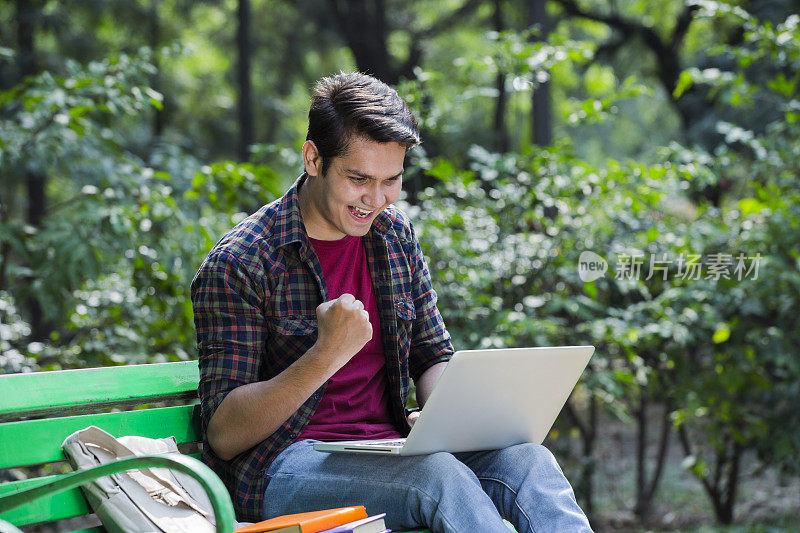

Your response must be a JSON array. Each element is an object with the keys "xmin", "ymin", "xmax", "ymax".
[
  {"xmin": 577, "ymin": 251, "xmax": 762, "ymax": 282},
  {"xmin": 615, "ymin": 253, "xmax": 645, "ymax": 281}
]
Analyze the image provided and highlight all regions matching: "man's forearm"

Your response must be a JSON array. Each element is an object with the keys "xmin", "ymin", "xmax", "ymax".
[
  {"xmin": 206, "ymin": 344, "xmax": 338, "ymax": 461},
  {"xmin": 415, "ymin": 361, "xmax": 448, "ymax": 407}
]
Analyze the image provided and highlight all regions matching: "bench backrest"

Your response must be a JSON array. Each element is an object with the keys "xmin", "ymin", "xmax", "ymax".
[{"xmin": 0, "ymin": 361, "xmax": 202, "ymax": 529}]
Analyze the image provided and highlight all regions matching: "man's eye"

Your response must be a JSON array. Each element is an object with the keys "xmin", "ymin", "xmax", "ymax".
[{"xmin": 349, "ymin": 176, "xmax": 367, "ymax": 184}]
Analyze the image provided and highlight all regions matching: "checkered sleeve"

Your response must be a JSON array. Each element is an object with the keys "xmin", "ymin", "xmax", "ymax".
[
  {"xmin": 191, "ymin": 250, "xmax": 269, "ymax": 435},
  {"xmin": 407, "ymin": 220, "xmax": 454, "ymax": 382}
]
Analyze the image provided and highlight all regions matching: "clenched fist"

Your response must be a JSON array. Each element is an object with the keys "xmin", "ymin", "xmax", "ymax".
[{"xmin": 312, "ymin": 293, "xmax": 373, "ymax": 371}]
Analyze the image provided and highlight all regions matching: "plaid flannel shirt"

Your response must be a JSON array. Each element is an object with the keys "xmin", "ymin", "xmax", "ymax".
[{"xmin": 191, "ymin": 175, "xmax": 454, "ymax": 521}]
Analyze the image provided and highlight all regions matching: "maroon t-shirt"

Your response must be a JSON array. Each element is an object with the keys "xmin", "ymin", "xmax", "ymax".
[{"xmin": 296, "ymin": 235, "xmax": 402, "ymax": 441}]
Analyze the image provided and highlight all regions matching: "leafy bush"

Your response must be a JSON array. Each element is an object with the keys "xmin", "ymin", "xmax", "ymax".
[{"xmin": 0, "ymin": 50, "xmax": 282, "ymax": 369}]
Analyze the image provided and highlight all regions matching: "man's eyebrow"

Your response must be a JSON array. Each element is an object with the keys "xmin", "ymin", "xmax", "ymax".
[{"xmin": 344, "ymin": 168, "xmax": 404, "ymax": 181}]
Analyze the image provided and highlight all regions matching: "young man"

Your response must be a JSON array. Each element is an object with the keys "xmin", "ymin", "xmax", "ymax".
[{"xmin": 191, "ymin": 72, "xmax": 592, "ymax": 532}]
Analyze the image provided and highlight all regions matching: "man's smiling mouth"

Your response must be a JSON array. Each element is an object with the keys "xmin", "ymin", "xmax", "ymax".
[{"xmin": 349, "ymin": 206, "xmax": 374, "ymax": 219}]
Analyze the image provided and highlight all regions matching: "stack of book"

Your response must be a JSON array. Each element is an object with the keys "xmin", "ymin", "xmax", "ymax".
[{"xmin": 234, "ymin": 506, "xmax": 390, "ymax": 533}]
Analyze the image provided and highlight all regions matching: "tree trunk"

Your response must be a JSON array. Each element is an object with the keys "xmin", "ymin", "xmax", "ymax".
[
  {"xmin": 237, "ymin": 0, "xmax": 254, "ymax": 162},
  {"xmin": 16, "ymin": 0, "xmax": 35, "ymax": 79},
  {"xmin": 634, "ymin": 393, "xmax": 649, "ymax": 521},
  {"xmin": 634, "ymin": 398, "xmax": 672, "ymax": 524},
  {"xmin": 327, "ymin": 0, "xmax": 396, "ymax": 83},
  {"xmin": 581, "ymin": 395, "xmax": 597, "ymax": 518},
  {"xmin": 150, "ymin": 0, "xmax": 165, "ymax": 138},
  {"xmin": 677, "ymin": 425, "xmax": 742, "ymax": 525},
  {"xmin": 564, "ymin": 395, "xmax": 597, "ymax": 519},
  {"xmin": 529, "ymin": 0, "xmax": 552, "ymax": 146},
  {"xmin": 493, "ymin": 0, "xmax": 508, "ymax": 152},
  {"xmin": 18, "ymin": 0, "xmax": 44, "ymax": 228},
  {"xmin": 647, "ymin": 403, "xmax": 672, "ymax": 507},
  {"xmin": 714, "ymin": 440, "xmax": 741, "ymax": 524},
  {"xmin": 17, "ymin": 0, "xmax": 45, "ymax": 338},
  {"xmin": 327, "ymin": 0, "xmax": 483, "ymax": 85}
]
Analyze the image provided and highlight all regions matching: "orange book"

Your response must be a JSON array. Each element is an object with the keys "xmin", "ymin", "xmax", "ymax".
[{"xmin": 234, "ymin": 507, "xmax": 369, "ymax": 533}]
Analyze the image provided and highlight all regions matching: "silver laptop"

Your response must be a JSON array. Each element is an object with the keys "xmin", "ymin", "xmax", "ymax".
[{"xmin": 313, "ymin": 346, "xmax": 594, "ymax": 456}]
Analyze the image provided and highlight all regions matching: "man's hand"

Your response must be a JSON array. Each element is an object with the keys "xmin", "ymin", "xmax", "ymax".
[
  {"xmin": 406, "ymin": 410, "xmax": 420, "ymax": 428},
  {"xmin": 313, "ymin": 293, "xmax": 372, "ymax": 371},
  {"xmin": 206, "ymin": 293, "xmax": 372, "ymax": 461}
]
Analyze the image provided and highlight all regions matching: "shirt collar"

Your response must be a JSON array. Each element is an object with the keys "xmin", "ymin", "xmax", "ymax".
[
  {"xmin": 371, "ymin": 206, "xmax": 394, "ymax": 239},
  {"xmin": 273, "ymin": 174, "xmax": 397, "ymax": 255},
  {"xmin": 272, "ymin": 174, "xmax": 309, "ymax": 252}
]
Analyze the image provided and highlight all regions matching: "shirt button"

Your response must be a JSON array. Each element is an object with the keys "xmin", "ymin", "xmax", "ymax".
[
  {"xmin": 290, "ymin": 433, "xmax": 297, "ymax": 439},
  {"xmin": 313, "ymin": 394, "xmax": 320, "ymax": 400}
]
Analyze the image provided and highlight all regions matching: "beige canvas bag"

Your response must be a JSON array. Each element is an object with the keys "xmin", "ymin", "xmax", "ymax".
[{"xmin": 61, "ymin": 425, "xmax": 217, "ymax": 533}]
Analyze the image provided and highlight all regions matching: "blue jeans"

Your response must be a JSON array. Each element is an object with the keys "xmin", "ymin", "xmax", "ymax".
[{"xmin": 262, "ymin": 440, "xmax": 592, "ymax": 532}]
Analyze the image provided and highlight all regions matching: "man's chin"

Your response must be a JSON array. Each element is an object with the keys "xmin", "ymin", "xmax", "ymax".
[
  {"xmin": 346, "ymin": 225, "xmax": 372, "ymax": 237},
  {"xmin": 342, "ymin": 213, "xmax": 378, "ymax": 236}
]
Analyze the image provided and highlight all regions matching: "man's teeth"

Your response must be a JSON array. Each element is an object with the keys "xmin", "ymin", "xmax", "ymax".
[{"xmin": 352, "ymin": 207, "xmax": 373, "ymax": 217}]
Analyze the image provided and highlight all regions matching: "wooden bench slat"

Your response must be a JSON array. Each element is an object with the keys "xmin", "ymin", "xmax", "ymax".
[
  {"xmin": 0, "ymin": 361, "xmax": 199, "ymax": 421},
  {"xmin": 0, "ymin": 474, "xmax": 92, "ymax": 526},
  {"xmin": 0, "ymin": 405, "xmax": 200, "ymax": 469}
]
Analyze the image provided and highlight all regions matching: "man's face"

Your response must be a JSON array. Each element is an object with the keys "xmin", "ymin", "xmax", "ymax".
[{"xmin": 303, "ymin": 135, "xmax": 405, "ymax": 240}]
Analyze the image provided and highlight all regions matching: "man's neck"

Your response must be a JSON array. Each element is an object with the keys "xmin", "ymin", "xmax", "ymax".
[{"xmin": 297, "ymin": 175, "xmax": 342, "ymax": 241}]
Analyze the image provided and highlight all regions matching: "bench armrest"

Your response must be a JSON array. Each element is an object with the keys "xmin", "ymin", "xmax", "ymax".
[
  {"xmin": 0, "ymin": 453, "xmax": 235, "ymax": 533},
  {"xmin": 0, "ymin": 520, "xmax": 22, "ymax": 533}
]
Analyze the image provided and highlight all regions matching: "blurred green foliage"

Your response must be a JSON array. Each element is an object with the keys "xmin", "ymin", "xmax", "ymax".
[
  {"xmin": 1, "ymin": 0, "xmax": 798, "ymax": 528},
  {"xmin": 0, "ymin": 50, "xmax": 281, "ymax": 368},
  {"xmin": 400, "ymin": 5, "xmax": 799, "ymax": 521}
]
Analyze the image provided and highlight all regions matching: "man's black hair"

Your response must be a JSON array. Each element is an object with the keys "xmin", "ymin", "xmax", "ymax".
[{"xmin": 307, "ymin": 71, "xmax": 420, "ymax": 177}]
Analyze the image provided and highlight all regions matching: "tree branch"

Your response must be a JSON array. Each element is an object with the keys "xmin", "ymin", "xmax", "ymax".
[
  {"xmin": 552, "ymin": 0, "xmax": 699, "ymax": 96},
  {"xmin": 645, "ymin": 400, "xmax": 672, "ymax": 502},
  {"xmin": 553, "ymin": 0, "xmax": 642, "ymax": 40},
  {"xmin": 594, "ymin": 34, "xmax": 627, "ymax": 61},
  {"xmin": 712, "ymin": 437, "xmax": 725, "ymax": 497},
  {"xmin": 328, "ymin": 0, "xmax": 484, "ymax": 84},
  {"xmin": 672, "ymin": 4, "xmax": 699, "ymax": 52},
  {"xmin": 413, "ymin": 0, "xmax": 483, "ymax": 41},
  {"xmin": 677, "ymin": 424, "xmax": 717, "ymax": 499}
]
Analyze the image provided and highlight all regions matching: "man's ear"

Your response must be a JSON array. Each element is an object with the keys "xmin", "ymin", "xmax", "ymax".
[{"xmin": 302, "ymin": 140, "xmax": 323, "ymax": 177}]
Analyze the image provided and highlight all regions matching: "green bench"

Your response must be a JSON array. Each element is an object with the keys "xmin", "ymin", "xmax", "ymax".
[
  {"xmin": 0, "ymin": 361, "xmax": 234, "ymax": 532},
  {"xmin": 0, "ymin": 361, "xmax": 434, "ymax": 533}
]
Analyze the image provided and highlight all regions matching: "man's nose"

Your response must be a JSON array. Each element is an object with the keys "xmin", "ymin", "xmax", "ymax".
[{"xmin": 362, "ymin": 182, "xmax": 384, "ymax": 208}]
